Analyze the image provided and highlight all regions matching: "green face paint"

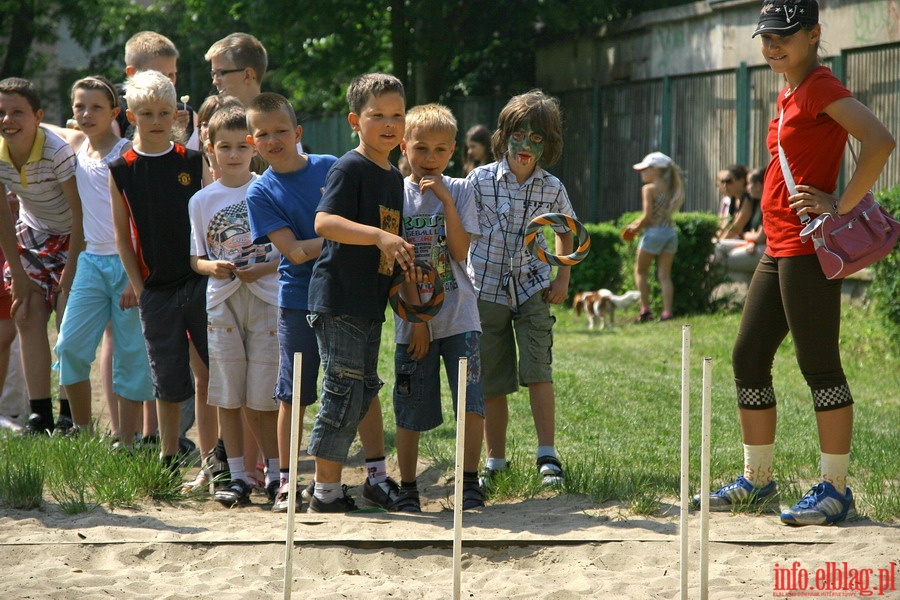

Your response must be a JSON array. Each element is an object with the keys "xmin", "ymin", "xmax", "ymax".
[{"xmin": 507, "ymin": 122, "xmax": 545, "ymax": 168}]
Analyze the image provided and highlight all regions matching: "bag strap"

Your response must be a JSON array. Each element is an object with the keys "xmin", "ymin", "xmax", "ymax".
[{"xmin": 777, "ymin": 107, "xmax": 810, "ymax": 225}]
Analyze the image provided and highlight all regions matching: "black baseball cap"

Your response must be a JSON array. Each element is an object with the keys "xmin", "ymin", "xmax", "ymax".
[{"xmin": 752, "ymin": 0, "xmax": 819, "ymax": 38}]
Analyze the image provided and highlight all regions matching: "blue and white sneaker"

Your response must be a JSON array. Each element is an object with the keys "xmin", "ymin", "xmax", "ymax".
[
  {"xmin": 780, "ymin": 482, "xmax": 856, "ymax": 526},
  {"xmin": 691, "ymin": 475, "xmax": 778, "ymax": 512}
]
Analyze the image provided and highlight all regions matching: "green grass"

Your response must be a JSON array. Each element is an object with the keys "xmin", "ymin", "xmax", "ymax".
[
  {"xmin": 372, "ymin": 303, "xmax": 899, "ymax": 522},
  {"xmin": 1, "ymin": 303, "xmax": 896, "ymax": 521}
]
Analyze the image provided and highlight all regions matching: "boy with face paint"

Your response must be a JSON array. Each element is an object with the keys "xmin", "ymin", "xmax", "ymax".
[{"xmin": 466, "ymin": 90, "xmax": 574, "ymax": 488}]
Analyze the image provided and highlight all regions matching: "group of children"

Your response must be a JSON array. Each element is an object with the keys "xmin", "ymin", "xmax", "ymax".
[{"xmin": 0, "ymin": 30, "xmax": 578, "ymax": 514}]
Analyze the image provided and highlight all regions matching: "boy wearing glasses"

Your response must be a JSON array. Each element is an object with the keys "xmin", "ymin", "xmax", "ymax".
[{"xmin": 206, "ymin": 33, "xmax": 268, "ymax": 107}]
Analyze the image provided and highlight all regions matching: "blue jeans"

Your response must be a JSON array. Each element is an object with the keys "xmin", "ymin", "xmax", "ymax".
[
  {"xmin": 394, "ymin": 331, "xmax": 484, "ymax": 432},
  {"xmin": 306, "ymin": 313, "xmax": 384, "ymax": 462},
  {"xmin": 275, "ymin": 308, "xmax": 320, "ymax": 406}
]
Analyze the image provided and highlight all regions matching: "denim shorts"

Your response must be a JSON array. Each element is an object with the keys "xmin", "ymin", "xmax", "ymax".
[
  {"xmin": 306, "ymin": 313, "xmax": 384, "ymax": 463},
  {"xmin": 639, "ymin": 225, "xmax": 678, "ymax": 254},
  {"xmin": 274, "ymin": 307, "xmax": 321, "ymax": 406},
  {"xmin": 139, "ymin": 277, "xmax": 209, "ymax": 403},
  {"xmin": 394, "ymin": 330, "xmax": 484, "ymax": 432},
  {"xmin": 478, "ymin": 294, "xmax": 555, "ymax": 398}
]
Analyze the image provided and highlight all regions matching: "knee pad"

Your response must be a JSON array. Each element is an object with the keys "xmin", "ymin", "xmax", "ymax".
[
  {"xmin": 737, "ymin": 386, "xmax": 777, "ymax": 410},
  {"xmin": 812, "ymin": 384, "xmax": 854, "ymax": 412}
]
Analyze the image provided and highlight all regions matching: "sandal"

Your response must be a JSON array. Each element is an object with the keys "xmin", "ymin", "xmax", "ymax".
[
  {"xmin": 462, "ymin": 481, "xmax": 485, "ymax": 510},
  {"xmin": 391, "ymin": 488, "xmax": 421, "ymax": 513},
  {"xmin": 536, "ymin": 455, "xmax": 565, "ymax": 487}
]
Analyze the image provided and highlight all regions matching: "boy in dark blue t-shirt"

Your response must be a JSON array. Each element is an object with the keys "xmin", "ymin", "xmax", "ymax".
[{"xmin": 306, "ymin": 73, "xmax": 414, "ymax": 513}]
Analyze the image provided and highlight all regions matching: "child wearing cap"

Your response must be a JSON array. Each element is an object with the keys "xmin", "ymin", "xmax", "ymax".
[
  {"xmin": 692, "ymin": 0, "xmax": 895, "ymax": 527},
  {"xmin": 624, "ymin": 151, "xmax": 685, "ymax": 322}
]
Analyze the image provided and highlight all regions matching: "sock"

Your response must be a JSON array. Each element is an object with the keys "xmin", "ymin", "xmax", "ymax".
[
  {"xmin": 485, "ymin": 457, "xmax": 507, "ymax": 472},
  {"xmin": 463, "ymin": 471, "xmax": 478, "ymax": 485},
  {"xmin": 400, "ymin": 480, "xmax": 418, "ymax": 491},
  {"xmin": 366, "ymin": 456, "xmax": 387, "ymax": 485},
  {"xmin": 640, "ymin": 306, "xmax": 651, "ymax": 314},
  {"xmin": 162, "ymin": 455, "xmax": 181, "ymax": 475},
  {"xmin": 227, "ymin": 457, "xmax": 247, "ymax": 484},
  {"xmin": 214, "ymin": 438, "xmax": 228, "ymax": 462},
  {"xmin": 820, "ymin": 452, "xmax": 850, "ymax": 494},
  {"xmin": 58, "ymin": 398, "xmax": 72, "ymax": 419},
  {"xmin": 265, "ymin": 458, "xmax": 280, "ymax": 486},
  {"xmin": 537, "ymin": 446, "xmax": 557, "ymax": 460},
  {"xmin": 743, "ymin": 443, "xmax": 774, "ymax": 487},
  {"xmin": 29, "ymin": 398, "xmax": 53, "ymax": 423},
  {"xmin": 279, "ymin": 468, "xmax": 290, "ymax": 486},
  {"xmin": 314, "ymin": 481, "xmax": 341, "ymax": 503}
]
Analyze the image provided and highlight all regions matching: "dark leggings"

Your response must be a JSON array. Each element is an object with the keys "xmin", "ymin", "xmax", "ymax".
[{"xmin": 733, "ymin": 253, "xmax": 853, "ymax": 412}]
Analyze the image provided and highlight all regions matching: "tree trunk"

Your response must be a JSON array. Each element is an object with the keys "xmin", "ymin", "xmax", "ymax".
[{"xmin": 1, "ymin": 1, "xmax": 36, "ymax": 78}]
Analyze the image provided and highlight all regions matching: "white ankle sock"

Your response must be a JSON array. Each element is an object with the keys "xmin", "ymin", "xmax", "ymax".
[
  {"xmin": 366, "ymin": 458, "xmax": 387, "ymax": 485},
  {"xmin": 536, "ymin": 446, "xmax": 556, "ymax": 459},
  {"xmin": 314, "ymin": 482, "xmax": 340, "ymax": 503},
  {"xmin": 485, "ymin": 457, "xmax": 507, "ymax": 472},
  {"xmin": 265, "ymin": 458, "xmax": 279, "ymax": 486},
  {"xmin": 227, "ymin": 457, "xmax": 247, "ymax": 484},
  {"xmin": 820, "ymin": 452, "xmax": 850, "ymax": 494},
  {"xmin": 743, "ymin": 444, "xmax": 774, "ymax": 487}
]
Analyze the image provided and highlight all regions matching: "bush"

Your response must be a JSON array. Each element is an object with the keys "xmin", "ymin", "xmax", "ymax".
[
  {"xmin": 559, "ymin": 222, "xmax": 625, "ymax": 302},
  {"xmin": 616, "ymin": 211, "xmax": 724, "ymax": 316},
  {"xmin": 870, "ymin": 186, "xmax": 900, "ymax": 347}
]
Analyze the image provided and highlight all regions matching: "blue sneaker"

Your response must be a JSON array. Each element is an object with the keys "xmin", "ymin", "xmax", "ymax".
[
  {"xmin": 691, "ymin": 475, "xmax": 778, "ymax": 512},
  {"xmin": 780, "ymin": 482, "xmax": 856, "ymax": 526}
]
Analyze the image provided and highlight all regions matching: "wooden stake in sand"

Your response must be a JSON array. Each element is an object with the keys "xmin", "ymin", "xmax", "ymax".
[
  {"xmin": 679, "ymin": 325, "xmax": 691, "ymax": 600},
  {"xmin": 283, "ymin": 352, "xmax": 303, "ymax": 600},
  {"xmin": 700, "ymin": 356, "xmax": 713, "ymax": 600},
  {"xmin": 452, "ymin": 357, "xmax": 468, "ymax": 600}
]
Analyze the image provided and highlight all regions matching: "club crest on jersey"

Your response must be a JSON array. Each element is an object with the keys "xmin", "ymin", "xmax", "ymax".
[{"xmin": 178, "ymin": 172, "xmax": 192, "ymax": 186}]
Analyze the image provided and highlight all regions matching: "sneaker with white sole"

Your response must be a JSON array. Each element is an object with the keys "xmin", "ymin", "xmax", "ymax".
[
  {"xmin": 691, "ymin": 475, "xmax": 778, "ymax": 512},
  {"xmin": 478, "ymin": 466, "xmax": 505, "ymax": 491},
  {"xmin": 780, "ymin": 482, "xmax": 856, "ymax": 526},
  {"xmin": 308, "ymin": 485, "xmax": 357, "ymax": 513},
  {"xmin": 362, "ymin": 477, "xmax": 402, "ymax": 510},
  {"xmin": 272, "ymin": 481, "xmax": 315, "ymax": 513}
]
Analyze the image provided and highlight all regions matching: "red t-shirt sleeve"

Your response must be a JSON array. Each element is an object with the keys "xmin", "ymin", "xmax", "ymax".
[{"xmin": 761, "ymin": 67, "xmax": 853, "ymax": 257}]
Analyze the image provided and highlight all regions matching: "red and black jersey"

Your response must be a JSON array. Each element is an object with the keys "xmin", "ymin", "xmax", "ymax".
[{"xmin": 110, "ymin": 144, "xmax": 203, "ymax": 290}]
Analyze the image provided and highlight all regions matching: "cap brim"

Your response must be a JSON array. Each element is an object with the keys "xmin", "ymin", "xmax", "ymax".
[
  {"xmin": 633, "ymin": 161, "xmax": 650, "ymax": 170},
  {"xmin": 752, "ymin": 20, "xmax": 804, "ymax": 37}
]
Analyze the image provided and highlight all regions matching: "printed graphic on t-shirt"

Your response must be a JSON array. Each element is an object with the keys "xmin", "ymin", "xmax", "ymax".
[
  {"xmin": 378, "ymin": 204, "xmax": 401, "ymax": 276},
  {"xmin": 206, "ymin": 201, "xmax": 272, "ymax": 266},
  {"xmin": 403, "ymin": 212, "xmax": 457, "ymax": 298}
]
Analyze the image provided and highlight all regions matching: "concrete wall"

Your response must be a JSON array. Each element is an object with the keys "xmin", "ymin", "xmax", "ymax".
[{"xmin": 537, "ymin": 0, "xmax": 900, "ymax": 90}]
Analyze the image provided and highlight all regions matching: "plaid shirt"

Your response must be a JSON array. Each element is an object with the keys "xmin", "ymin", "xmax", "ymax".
[{"xmin": 466, "ymin": 157, "xmax": 576, "ymax": 306}]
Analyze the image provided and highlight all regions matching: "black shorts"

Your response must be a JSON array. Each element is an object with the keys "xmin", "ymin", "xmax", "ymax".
[{"xmin": 139, "ymin": 277, "xmax": 209, "ymax": 403}]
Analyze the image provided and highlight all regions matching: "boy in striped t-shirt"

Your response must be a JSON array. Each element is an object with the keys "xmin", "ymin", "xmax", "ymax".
[{"xmin": 0, "ymin": 77, "xmax": 82, "ymax": 436}]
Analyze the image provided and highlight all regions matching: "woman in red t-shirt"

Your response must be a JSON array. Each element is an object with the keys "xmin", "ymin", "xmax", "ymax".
[{"xmin": 693, "ymin": 0, "xmax": 895, "ymax": 526}]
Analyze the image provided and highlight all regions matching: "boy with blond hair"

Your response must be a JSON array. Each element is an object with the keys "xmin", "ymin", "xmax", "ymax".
[
  {"xmin": 392, "ymin": 104, "xmax": 485, "ymax": 512},
  {"xmin": 118, "ymin": 31, "xmax": 197, "ymax": 148},
  {"xmin": 0, "ymin": 77, "xmax": 82, "ymax": 435},
  {"xmin": 306, "ymin": 73, "xmax": 412, "ymax": 512},
  {"xmin": 188, "ymin": 105, "xmax": 280, "ymax": 507},
  {"xmin": 205, "ymin": 33, "xmax": 268, "ymax": 107},
  {"xmin": 110, "ymin": 70, "xmax": 207, "ymax": 468}
]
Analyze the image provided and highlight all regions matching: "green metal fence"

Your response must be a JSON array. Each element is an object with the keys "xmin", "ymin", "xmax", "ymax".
[{"xmin": 302, "ymin": 41, "xmax": 900, "ymax": 224}]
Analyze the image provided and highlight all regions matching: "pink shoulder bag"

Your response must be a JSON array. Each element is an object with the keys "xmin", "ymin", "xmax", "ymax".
[{"xmin": 778, "ymin": 109, "xmax": 900, "ymax": 279}]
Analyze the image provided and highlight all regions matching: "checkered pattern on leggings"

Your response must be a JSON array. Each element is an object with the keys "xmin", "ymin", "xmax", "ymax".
[
  {"xmin": 737, "ymin": 386, "xmax": 776, "ymax": 410},
  {"xmin": 812, "ymin": 384, "xmax": 854, "ymax": 412}
]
